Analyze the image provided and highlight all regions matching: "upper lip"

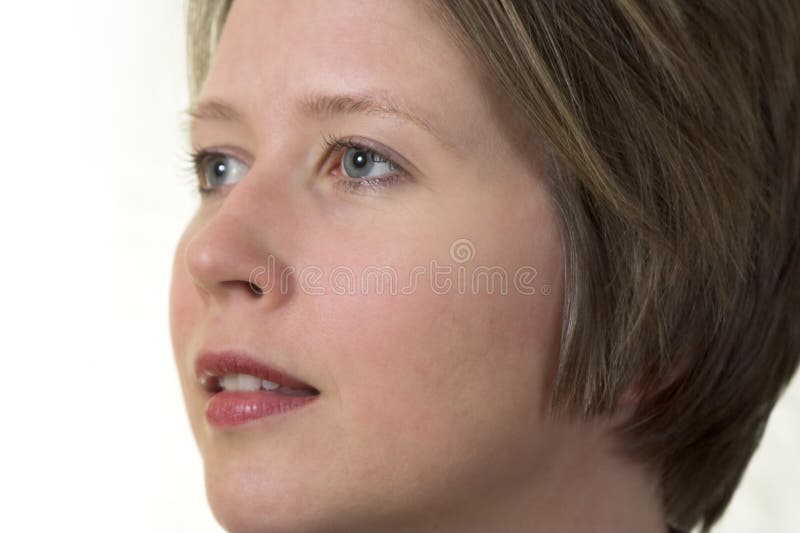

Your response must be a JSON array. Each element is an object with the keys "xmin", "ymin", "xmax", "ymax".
[{"xmin": 195, "ymin": 349, "xmax": 319, "ymax": 393}]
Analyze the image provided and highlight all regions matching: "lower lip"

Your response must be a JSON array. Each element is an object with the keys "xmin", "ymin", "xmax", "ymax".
[{"xmin": 205, "ymin": 390, "xmax": 319, "ymax": 427}]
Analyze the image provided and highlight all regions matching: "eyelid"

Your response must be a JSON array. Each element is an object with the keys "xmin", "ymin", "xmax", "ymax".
[
  {"xmin": 324, "ymin": 135, "xmax": 419, "ymax": 178},
  {"xmin": 192, "ymin": 145, "xmax": 254, "ymax": 167},
  {"xmin": 190, "ymin": 137, "xmax": 418, "ymax": 196},
  {"xmin": 191, "ymin": 146, "xmax": 252, "ymax": 194}
]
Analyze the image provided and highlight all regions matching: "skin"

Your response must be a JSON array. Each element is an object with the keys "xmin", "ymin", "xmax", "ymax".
[{"xmin": 169, "ymin": 1, "xmax": 666, "ymax": 531}]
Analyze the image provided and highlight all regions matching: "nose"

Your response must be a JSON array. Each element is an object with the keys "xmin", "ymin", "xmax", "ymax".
[{"xmin": 183, "ymin": 183, "xmax": 290, "ymax": 309}]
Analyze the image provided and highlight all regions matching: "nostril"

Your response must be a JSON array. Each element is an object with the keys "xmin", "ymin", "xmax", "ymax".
[{"xmin": 249, "ymin": 280, "xmax": 265, "ymax": 296}]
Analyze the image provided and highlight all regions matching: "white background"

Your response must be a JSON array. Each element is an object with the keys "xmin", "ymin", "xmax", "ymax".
[{"xmin": 0, "ymin": 1, "xmax": 795, "ymax": 531}]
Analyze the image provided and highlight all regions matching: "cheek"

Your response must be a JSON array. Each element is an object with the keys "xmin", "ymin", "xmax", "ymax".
[
  {"xmin": 169, "ymin": 237, "xmax": 192, "ymax": 359},
  {"xmin": 169, "ymin": 222, "xmax": 204, "ymax": 381},
  {"xmin": 311, "ymin": 243, "xmax": 564, "ymax": 484},
  {"xmin": 169, "ymin": 220, "xmax": 221, "ymax": 455},
  {"xmin": 307, "ymin": 176, "xmax": 566, "ymax": 488}
]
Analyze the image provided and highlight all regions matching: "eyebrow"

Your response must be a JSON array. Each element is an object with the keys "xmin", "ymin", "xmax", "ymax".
[
  {"xmin": 187, "ymin": 99, "xmax": 244, "ymax": 125},
  {"xmin": 187, "ymin": 91, "xmax": 460, "ymax": 154}
]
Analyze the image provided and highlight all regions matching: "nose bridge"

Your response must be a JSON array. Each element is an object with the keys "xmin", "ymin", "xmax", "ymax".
[{"xmin": 183, "ymin": 176, "xmax": 291, "ymax": 305}]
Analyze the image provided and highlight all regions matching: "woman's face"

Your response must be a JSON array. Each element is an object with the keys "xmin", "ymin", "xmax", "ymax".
[{"xmin": 170, "ymin": 0, "xmax": 570, "ymax": 530}]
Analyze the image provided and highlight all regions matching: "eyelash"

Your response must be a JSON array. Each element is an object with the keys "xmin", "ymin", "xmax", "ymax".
[
  {"xmin": 183, "ymin": 134, "xmax": 410, "ymax": 197},
  {"xmin": 182, "ymin": 150, "xmax": 217, "ymax": 196},
  {"xmin": 319, "ymin": 133, "xmax": 410, "ymax": 194}
]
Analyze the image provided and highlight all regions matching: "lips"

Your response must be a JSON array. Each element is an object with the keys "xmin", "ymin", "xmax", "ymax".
[{"xmin": 195, "ymin": 350, "xmax": 320, "ymax": 427}]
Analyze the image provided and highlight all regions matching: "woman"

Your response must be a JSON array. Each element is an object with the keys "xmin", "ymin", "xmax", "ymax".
[{"xmin": 169, "ymin": 1, "xmax": 799, "ymax": 531}]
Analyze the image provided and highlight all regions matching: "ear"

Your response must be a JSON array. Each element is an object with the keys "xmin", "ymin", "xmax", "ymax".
[
  {"xmin": 615, "ymin": 353, "xmax": 694, "ymax": 409},
  {"xmin": 617, "ymin": 383, "xmax": 644, "ymax": 406}
]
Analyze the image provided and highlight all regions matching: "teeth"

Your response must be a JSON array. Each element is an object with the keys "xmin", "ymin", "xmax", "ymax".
[
  {"xmin": 217, "ymin": 373, "xmax": 315, "ymax": 396},
  {"xmin": 261, "ymin": 379, "xmax": 280, "ymax": 391},
  {"xmin": 220, "ymin": 373, "xmax": 262, "ymax": 391}
]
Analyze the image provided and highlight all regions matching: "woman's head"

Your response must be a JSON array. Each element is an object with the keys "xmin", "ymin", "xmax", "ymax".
[{"xmin": 171, "ymin": 1, "xmax": 799, "ymax": 531}]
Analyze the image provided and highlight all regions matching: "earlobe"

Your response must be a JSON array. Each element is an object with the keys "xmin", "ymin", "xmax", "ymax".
[
  {"xmin": 615, "ymin": 351, "xmax": 695, "ymax": 414},
  {"xmin": 617, "ymin": 384, "xmax": 643, "ymax": 407}
]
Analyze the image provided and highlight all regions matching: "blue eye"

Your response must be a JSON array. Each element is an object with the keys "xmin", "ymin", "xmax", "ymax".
[
  {"xmin": 193, "ymin": 151, "xmax": 249, "ymax": 194},
  {"xmin": 320, "ymin": 134, "xmax": 411, "ymax": 194},
  {"xmin": 341, "ymin": 146, "xmax": 398, "ymax": 179}
]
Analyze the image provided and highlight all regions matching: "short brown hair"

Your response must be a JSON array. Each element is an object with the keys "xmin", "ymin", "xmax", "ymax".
[{"xmin": 186, "ymin": 1, "xmax": 800, "ymax": 530}]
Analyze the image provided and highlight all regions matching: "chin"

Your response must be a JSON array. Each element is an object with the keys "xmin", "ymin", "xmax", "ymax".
[
  {"xmin": 205, "ymin": 461, "xmax": 304, "ymax": 533},
  {"xmin": 203, "ymin": 448, "xmax": 352, "ymax": 533}
]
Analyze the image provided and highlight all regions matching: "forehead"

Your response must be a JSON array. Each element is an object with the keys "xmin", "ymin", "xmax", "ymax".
[{"xmin": 201, "ymin": 0, "xmax": 493, "ymax": 149}]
